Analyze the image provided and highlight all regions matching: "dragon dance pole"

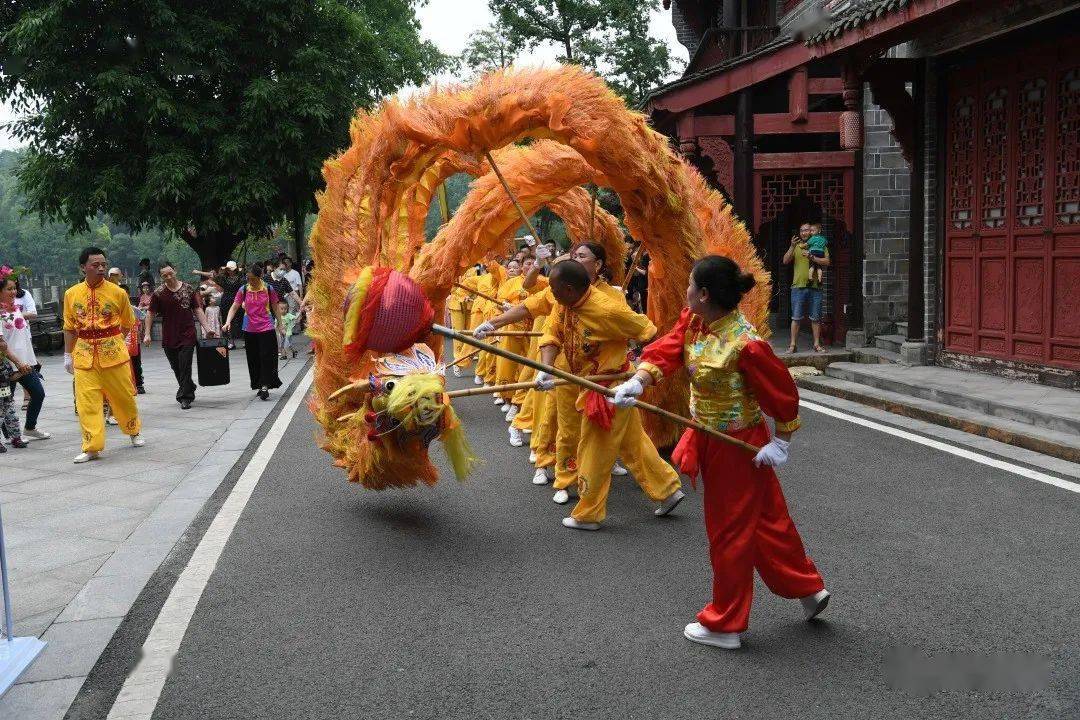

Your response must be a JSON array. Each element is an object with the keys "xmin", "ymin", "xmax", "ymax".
[
  {"xmin": 446, "ymin": 372, "xmax": 633, "ymax": 399},
  {"xmin": 431, "ymin": 324, "xmax": 758, "ymax": 453}
]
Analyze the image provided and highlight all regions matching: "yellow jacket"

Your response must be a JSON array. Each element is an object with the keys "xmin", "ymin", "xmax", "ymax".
[{"xmin": 63, "ymin": 280, "xmax": 136, "ymax": 370}]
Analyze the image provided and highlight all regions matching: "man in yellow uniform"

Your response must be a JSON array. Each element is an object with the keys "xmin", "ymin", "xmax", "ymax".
[
  {"xmin": 446, "ymin": 270, "xmax": 474, "ymax": 377},
  {"xmin": 535, "ymin": 260, "xmax": 684, "ymax": 530},
  {"xmin": 64, "ymin": 246, "xmax": 145, "ymax": 463}
]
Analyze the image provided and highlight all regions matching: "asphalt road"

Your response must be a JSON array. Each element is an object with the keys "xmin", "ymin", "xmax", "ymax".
[{"xmin": 101, "ymin": 368, "xmax": 1080, "ymax": 719}]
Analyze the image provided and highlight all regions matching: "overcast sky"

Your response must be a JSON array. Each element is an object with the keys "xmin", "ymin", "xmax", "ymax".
[{"xmin": 0, "ymin": 1, "xmax": 688, "ymax": 151}]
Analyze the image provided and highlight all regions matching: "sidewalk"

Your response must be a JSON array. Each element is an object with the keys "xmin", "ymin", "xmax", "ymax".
[
  {"xmin": 0, "ymin": 342, "xmax": 311, "ymax": 719},
  {"xmin": 798, "ymin": 361, "xmax": 1080, "ymax": 462}
]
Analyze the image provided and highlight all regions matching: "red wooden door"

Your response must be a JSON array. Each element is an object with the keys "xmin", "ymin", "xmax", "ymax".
[{"xmin": 944, "ymin": 42, "xmax": 1080, "ymax": 369}]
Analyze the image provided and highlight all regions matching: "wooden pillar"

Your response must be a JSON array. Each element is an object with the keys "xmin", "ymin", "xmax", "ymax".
[
  {"xmin": 734, "ymin": 89, "xmax": 754, "ymax": 227},
  {"xmin": 907, "ymin": 59, "xmax": 926, "ymax": 341}
]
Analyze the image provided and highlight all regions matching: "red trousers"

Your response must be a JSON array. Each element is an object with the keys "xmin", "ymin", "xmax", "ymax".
[{"xmin": 673, "ymin": 423, "xmax": 825, "ymax": 633}]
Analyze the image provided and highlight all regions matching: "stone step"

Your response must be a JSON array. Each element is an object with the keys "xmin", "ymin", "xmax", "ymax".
[
  {"xmin": 851, "ymin": 347, "xmax": 901, "ymax": 365},
  {"xmin": 797, "ymin": 374, "xmax": 1080, "ymax": 463},
  {"xmin": 822, "ymin": 362, "xmax": 1080, "ymax": 436},
  {"xmin": 874, "ymin": 334, "xmax": 906, "ymax": 353}
]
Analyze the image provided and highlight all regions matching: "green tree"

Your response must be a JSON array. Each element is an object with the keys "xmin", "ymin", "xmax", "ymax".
[
  {"xmin": 488, "ymin": 0, "xmax": 679, "ymax": 104},
  {"xmin": 460, "ymin": 24, "xmax": 521, "ymax": 79},
  {"xmin": 0, "ymin": 1, "xmax": 445, "ymax": 270}
]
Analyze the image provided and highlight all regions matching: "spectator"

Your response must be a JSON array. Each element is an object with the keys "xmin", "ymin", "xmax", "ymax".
[
  {"xmin": 276, "ymin": 300, "xmax": 299, "ymax": 359},
  {"xmin": 783, "ymin": 222, "xmax": 831, "ymax": 353},
  {"xmin": 12, "ymin": 277, "xmax": 38, "ymax": 411},
  {"xmin": 223, "ymin": 264, "xmax": 284, "ymax": 401},
  {"xmin": 0, "ymin": 333, "xmax": 28, "ymax": 451},
  {"xmin": 108, "ymin": 267, "xmax": 131, "ymax": 298},
  {"xmin": 217, "ymin": 260, "xmax": 245, "ymax": 349},
  {"xmin": 625, "ymin": 244, "xmax": 649, "ymax": 313},
  {"xmin": 0, "ymin": 272, "xmax": 47, "ymax": 442},
  {"xmin": 137, "ymin": 258, "xmax": 155, "ymax": 289},
  {"xmin": 282, "ymin": 256, "xmax": 303, "ymax": 296},
  {"xmin": 143, "ymin": 262, "xmax": 216, "ymax": 409},
  {"xmin": 199, "ymin": 282, "xmax": 223, "ymax": 337}
]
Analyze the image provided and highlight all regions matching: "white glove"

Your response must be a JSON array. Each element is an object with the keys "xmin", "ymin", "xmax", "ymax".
[
  {"xmin": 534, "ymin": 371, "xmax": 555, "ymax": 391},
  {"xmin": 609, "ymin": 377, "xmax": 643, "ymax": 408},
  {"xmin": 64, "ymin": 353, "xmax": 74, "ymax": 375},
  {"xmin": 535, "ymin": 244, "xmax": 552, "ymax": 260},
  {"xmin": 522, "ymin": 234, "xmax": 536, "ymax": 247},
  {"xmin": 473, "ymin": 321, "xmax": 495, "ymax": 339},
  {"xmin": 753, "ymin": 437, "xmax": 790, "ymax": 468}
]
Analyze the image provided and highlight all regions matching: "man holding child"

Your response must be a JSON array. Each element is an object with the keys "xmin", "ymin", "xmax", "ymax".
[{"xmin": 783, "ymin": 222, "xmax": 830, "ymax": 353}]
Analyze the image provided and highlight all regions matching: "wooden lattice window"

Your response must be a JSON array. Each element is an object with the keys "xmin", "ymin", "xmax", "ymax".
[
  {"xmin": 1056, "ymin": 67, "xmax": 1080, "ymax": 225},
  {"xmin": 980, "ymin": 86, "xmax": 1009, "ymax": 228},
  {"xmin": 949, "ymin": 95, "xmax": 976, "ymax": 230},
  {"xmin": 1015, "ymin": 78, "xmax": 1047, "ymax": 227}
]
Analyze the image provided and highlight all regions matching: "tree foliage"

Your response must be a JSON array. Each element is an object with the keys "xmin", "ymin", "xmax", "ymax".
[
  {"xmin": 488, "ymin": 0, "xmax": 679, "ymax": 103},
  {"xmin": 0, "ymin": 0, "xmax": 445, "ymax": 269},
  {"xmin": 459, "ymin": 24, "xmax": 521, "ymax": 79}
]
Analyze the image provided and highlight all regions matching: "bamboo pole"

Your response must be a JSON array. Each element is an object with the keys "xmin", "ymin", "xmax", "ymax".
[
  {"xmin": 454, "ymin": 282, "xmax": 501, "ymax": 305},
  {"xmin": 485, "ymin": 151, "xmax": 542, "ymax": 243},
  {"xmin": 446, "ymin": 347, "xmax": 483, "ymax": 369},
  {"xmin": 461, "ymin": 329, "xmax": 540, "ymax": 338},
  {"xmin": 431, "ymin": 324, "xmax": 759, "ymax": 453},
  {"xmin": 446, "ymin": 372, "xmax": 632, "ymax": 399}
]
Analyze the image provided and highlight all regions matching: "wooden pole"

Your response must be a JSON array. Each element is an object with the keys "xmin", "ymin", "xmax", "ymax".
[
  {"xmin": 432, "ymin": 324, "xmax": 759, "ymax": 453},
  {"xmin": 454, "ymin": 282, "xmax": 501, "ymax": 305},
  {"xmin": 461, "ymin": 329, "xmax": 540, "ymax": 338},
  {"xmin": 447, "ymin": 372, "xmax": 632, "ymax": 399},
  {"xmin": 484, "ymin": 151, "xmax": 542, "ymax": 243},
  {"xmin": 445, "ymin": 347, "xmax": 483, "ymax": 369}
]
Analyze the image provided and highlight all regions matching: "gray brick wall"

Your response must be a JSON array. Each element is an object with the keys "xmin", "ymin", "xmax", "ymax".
[
  {"xmin": 671, "ymin": 1, "xmax": 704, "ymax": 57},
  {"xmin": 861, "ymin": 88, "xmax": 911, "ymax": 339},
  {"xmin": 923, "ymin": 58, "xmax": 939, "ymax": 356}
]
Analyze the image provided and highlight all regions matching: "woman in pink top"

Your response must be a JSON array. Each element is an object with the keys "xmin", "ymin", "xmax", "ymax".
[{"xmin": 223, "ymin": 264, "xmax": 284, "ymax": 400}]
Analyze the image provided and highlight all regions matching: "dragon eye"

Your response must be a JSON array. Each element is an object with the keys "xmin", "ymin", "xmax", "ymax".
[{"xmin": 384, "ymin": 380, "xmax": 396, "ymax": 393}]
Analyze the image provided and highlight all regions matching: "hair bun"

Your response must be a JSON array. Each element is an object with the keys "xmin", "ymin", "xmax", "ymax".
[{"xmin": 738, "ymin": 272, "xmax": 757, "ymax": 293}]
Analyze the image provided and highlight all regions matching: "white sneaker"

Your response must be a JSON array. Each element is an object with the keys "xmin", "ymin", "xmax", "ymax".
[
  {"xmin": 493, "ymin": 395, "xmax": 504, "ymax": 406},
  {"xmin": 561, "ymin": 516, "xmax": 600, "ymax": 531},
  {"xmin": 552, "ymin": 489, "xmax": 570, "ymax": 504},
  {"xmin": 473, "ymin": 375, "xmax": 483, "ymax": 386},
  {"xmin": 612, "ymin": 461, "xmax": 628, "ymax": 476},
  {"xmin": 505, "ymin": 405, "xmax": 518, "ymax": 423},
  {"xmin": 683, "ymin": 622, "xmax": 741, "ymax": 649},
  {"xmin": 655, "ymin": 488, "xmax": 686, "ymax": 516},
  {"xmin": 800, "ymin": 589, "xmax": 830, "ymax": 620},
  {"xmin": 452, "ymin": 366, "xmax": 462, "ymax": 378},
  {"xmin": 73, "ymin": 451, "xmax": 100, "ymax": 464},
  {"xmin": 523, "ymin": 428, "xmax": 532, "ymax": 435},
  {"xmin": 532, "ymin": 468, "xmax": 549, "ymax": 485},
  {"xmin": 23, "ymin": 429, "xmax": 51, "ymax": 441},
  {"xmin": 528, "ymin": 450, "xmax": 537, "ymax": 463},
  {"xmin": 130, "ymin": 434, "xmax": 146, "ymax": 448},
  {"xmin": 509, "ymin": 427, "xmax": 525, "ymax": 447},
  {"xmin": 105, "ymin": 415, "xmax": 119, "ymax": 426}
]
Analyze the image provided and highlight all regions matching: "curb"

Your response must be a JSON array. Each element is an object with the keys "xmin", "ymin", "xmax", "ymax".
[{"xmin": 796, "ymin": 375, "xmax": 1080, "ymax": 464}]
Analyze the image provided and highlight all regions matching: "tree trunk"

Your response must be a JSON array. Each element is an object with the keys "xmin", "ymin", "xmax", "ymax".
[
  {"xmin": 291, "ymin": 204, "xmax": 305, "ymax": 267},
  {"xmin": 185, "ymin": 228, "xmax": 243, "ymax": 271}
]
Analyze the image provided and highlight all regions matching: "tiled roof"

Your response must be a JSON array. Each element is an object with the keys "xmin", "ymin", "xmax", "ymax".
[{"xmin": 805, "ymin": 0, "xmax": 912, "ymax": 45}]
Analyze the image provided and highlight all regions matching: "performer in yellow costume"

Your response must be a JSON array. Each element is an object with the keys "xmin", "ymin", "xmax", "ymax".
[
  {"xmin": 477, "ymin": 243, "xmax": 629, "ymax": 497},
  {"xmin": 536, "ymin": 259, "xmax": 684, "ymax": 530},
  {"xmin": 469, "ymin": 260, "xmax": 506, "ymax": 389},
  {"xmin": 446, "ymin": 270, "xmax": 474, "ymax": 376},
  {"xmin": 506, "ymin": 251, "xmax": 551, "ymax": 447},
  {"xmin": 63, "ymin": 247, "xmax": 145, "ymax": 463}
]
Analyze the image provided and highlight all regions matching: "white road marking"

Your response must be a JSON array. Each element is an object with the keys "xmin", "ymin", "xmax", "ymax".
[
  {"xmin": 106, "ymin": 369, "xmax": 313, "ymax": 720},
  {"xmin": 801, "ymin": 400, "xmax": 1080, "ymax": 495}
]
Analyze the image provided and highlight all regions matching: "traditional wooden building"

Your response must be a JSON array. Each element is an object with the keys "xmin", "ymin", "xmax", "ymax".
[{"xmin": 647, "ymin": 0, "xmax": 1080, "ymax": 387}]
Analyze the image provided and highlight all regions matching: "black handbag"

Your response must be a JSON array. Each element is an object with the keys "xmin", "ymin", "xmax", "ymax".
[{"xmin": 196, "ymin": 337, "xmax": 231, "ymax": 387}]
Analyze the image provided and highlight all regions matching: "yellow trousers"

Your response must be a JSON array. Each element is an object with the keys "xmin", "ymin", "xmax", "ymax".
[
  {"xmin": 571, "ymin": 406, "xmax": 681, "ymax": 524},
  {"xmin": 552, "ymin": 383, "xmax": 582, "ymax": 490},
  {"xmin": 511, "ymin": 387, "xmax": 535, "ymax": 431},
  {"xmin": 75, "ymin": 361, "xmax": 141, "ymax": 453},
  {"xmin": 529, "ymin": 388, "xmax": 557, "ymax": 468},
  {"xmin": 449, "ymin": 307, "xmax": 472, "ymax": 368},
  {"xmin": 495, "ymin": 336, "xmax": 529, "ymax": 401}
]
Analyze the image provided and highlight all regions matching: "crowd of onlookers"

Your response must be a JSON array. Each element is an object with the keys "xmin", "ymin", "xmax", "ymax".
[{"xmin": 0, "ymin": 252, "xmax": 313, "ymax": 455}]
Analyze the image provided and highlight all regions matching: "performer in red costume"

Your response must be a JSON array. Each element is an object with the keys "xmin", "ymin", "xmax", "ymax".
[{"xmin": 609, "ymin": 255, "xmax": 830, "ymax": 650}]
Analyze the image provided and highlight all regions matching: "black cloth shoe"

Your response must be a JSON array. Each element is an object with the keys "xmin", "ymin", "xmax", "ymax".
[
  {"xmin": 180, "ymin": 399, "xmax": 192, "ymax": 409},
  {"xmin": 137, "ymin": 386, "xmax": 146, "ymax": 394}
]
